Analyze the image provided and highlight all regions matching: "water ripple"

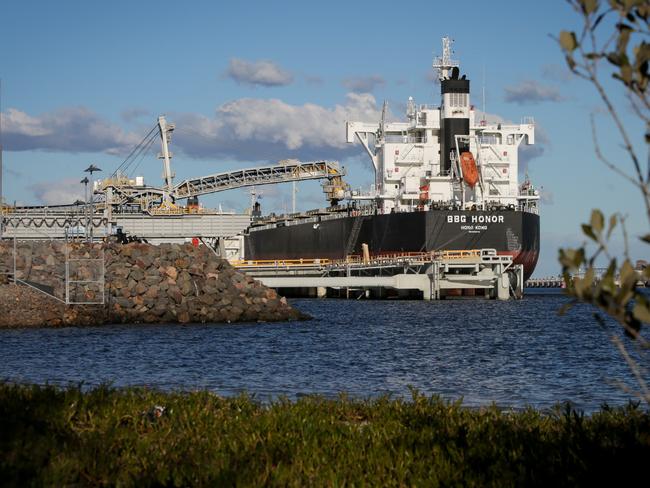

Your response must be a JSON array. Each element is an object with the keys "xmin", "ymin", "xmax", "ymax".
[{"xmin": 0, "ymin": 290, "xmax": 647, "ymax": 412}]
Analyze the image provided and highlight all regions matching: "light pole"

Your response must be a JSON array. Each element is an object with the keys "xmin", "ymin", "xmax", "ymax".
[
  {"xmin": 80, "ymin": 177, "xmax": 89, "ymax": 241},
  {"xmin": 83, "ymin": 164, "xmax": 101, "ymax": 241}
]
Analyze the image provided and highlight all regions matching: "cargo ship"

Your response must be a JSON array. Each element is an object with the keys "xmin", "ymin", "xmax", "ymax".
[
  {"xmin": 2, "ymin": 38, "xmax": 540, "ymax": 280},
  {"xmin": 244, "ymin": 38, "xmax": 540, "ymax": 279}
]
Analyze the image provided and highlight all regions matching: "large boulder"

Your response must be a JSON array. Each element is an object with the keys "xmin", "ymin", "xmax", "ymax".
[{"xmin": 0, "ymin": 241, "xmax": 307, "ymax": 328}]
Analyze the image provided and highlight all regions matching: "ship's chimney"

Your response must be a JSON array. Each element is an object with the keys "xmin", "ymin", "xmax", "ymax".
[{"xmin": 440, "ymin": 68, "xmax": 470, "ymax": 175}]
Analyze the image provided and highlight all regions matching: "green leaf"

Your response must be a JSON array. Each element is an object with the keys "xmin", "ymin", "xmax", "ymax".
[
  {"xmin": 607, "ymin": 53, "xmax": 622, "ymax": 66},
  {"xmin": 634, "ymin": 42, "xmax": 650, "ymax": 63},
  {"xmin": 623, "ymin": 0, "xmax": 642, "ymax": 9},
  {"xmin": 581, "ymin": 0, "xmax": 599, "ymax": 14},
  {"xmin": 581, "ymin": 224, "xmax": 597, "ymax": 241},
  {"xmin": 616, "ymin": 23, "xmax": 634, "ymax": 54},
  {"xmin": 599, "ymin": 259, "xmax": 618, "ymax": 294},
  {"xmin": 559, "ymin": 248, "xmax": 585, "ymax": 270},
  {"xmin": 620, "ymin": 64, "xmax": 633, "ymax": 84},
  {"xmin": 575, "ymin": 267, "xmax": 596, "ymax": 298},
  {"xmin": 606, "ymin": 258, "xmax": 618, "ymax": 277},
  {"xmin": 560, "ymin": 31, "xmax": 578, "ymax": 52},
  {"xmin": 620, "ymin": 259, "xmax": 636, "ymax": 285},
  {"xmin": 637, "ymin": 5, "xmax": 649, "ymax": 21},
  {"xmin": 584, "ymin": 267, "xmax": 595, "ymax": 284},
  {"xmin": 590, "ymin": 209, "xmax": 604, "ymax": 234},
  {"xmin": 607, "ymin": 214, "xmax": 617, "ymax": 239},
  {"xmin": 633, "ymin": 300, "xmax": 650, "ymax": 323},
  {"xmin": 565, "ymin": 54, "xmax": 577, "ymax": 72}
]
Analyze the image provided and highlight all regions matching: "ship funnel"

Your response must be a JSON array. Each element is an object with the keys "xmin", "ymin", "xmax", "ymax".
[{"xmin": 440, "ymin": 73, "xmax": 470, "ymax": 175}]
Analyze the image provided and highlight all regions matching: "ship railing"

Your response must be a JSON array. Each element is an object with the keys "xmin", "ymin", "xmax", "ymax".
[
  {"xmin": 385, "ymin": 135, "xmax": 426, "ymax": 144},
  {"xmin": 516, "ymin": 202, "xmax": 539, "ymax": 215},
  {"xmin": 477, "ymin": 135, "xmax": 499, "ymax": 145},
  {"xmin": 341, "ymin": 251, "xmax": 435, "ymax": 265},
  {"xmin": 252, "ymin": 206, "xmax": 377, "ymax": 230},
  {"xmin": 438, "ymin": 249, "xmax": 483, "ymax": 261},
  {"xmin": 338, "ymin": 249, "xmax": 489, "ymax": 267},
  {"xmin": 232, "ymin": 249, "xmax": 507, "ymax": 271},
  {"xmin": 231, "ymin": 258, "xmax": 332, "ymax": 269},
  {"xmin": 147, "ymin": 206, "xmax": 211, "ymax": 216}
]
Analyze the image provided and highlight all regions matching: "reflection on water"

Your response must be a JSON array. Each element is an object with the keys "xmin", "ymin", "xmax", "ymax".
[{"xmin": 0, "ymin": 291, "xmax": 646, "ymax": 412}]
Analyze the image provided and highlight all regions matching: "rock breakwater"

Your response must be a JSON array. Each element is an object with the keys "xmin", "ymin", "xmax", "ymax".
[{"xmin": 0, "ymin": 241, "xmax": 306, "ymax": 327}]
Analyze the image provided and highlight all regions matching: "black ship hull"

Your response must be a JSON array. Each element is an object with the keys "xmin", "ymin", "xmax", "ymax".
[{"xmin": 244, "ymin": 209, "xmax": 540, "ymax": 280}]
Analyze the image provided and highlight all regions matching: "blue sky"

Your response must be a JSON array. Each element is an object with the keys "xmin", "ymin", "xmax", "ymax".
[{"xmin": 1, "ymin": 0, "xmax": 646, "ymax": 276}]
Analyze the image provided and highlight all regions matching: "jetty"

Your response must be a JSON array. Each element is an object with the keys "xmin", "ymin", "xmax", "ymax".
[{"xmin": 233, "ymin": 249, "xmax": 524, "ymax": 300}]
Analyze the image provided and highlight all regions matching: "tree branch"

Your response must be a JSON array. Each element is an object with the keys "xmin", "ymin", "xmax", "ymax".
[{"xmin": 590, "ymin": 115, "xmax": 641, "ymax": 186}]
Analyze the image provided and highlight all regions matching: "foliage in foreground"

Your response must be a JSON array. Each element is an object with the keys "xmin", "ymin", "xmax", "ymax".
[
  {"xmin": 558, "ymin": 0, "xmax": 650, "ymax": 401},
  {"xmin": 1, "ymin": 384, "xmax": 649, "ymax": 487}
]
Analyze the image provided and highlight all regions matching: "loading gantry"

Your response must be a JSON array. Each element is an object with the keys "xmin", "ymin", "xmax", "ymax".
[{"xmin": 93, "ymin": 116, "xmax": 349, "ymax": 215}]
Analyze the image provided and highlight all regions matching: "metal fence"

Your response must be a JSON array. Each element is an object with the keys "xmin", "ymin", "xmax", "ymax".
[{"xmin": 1, "ymin": 223, "xmax": 105, "ymax": 306}]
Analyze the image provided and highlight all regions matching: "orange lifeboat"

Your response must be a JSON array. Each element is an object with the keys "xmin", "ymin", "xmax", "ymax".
[
  {"xmin": 419, "ymin": 184, "xmax": 429, "ymax": 201},
  {"xmin": 460, "ymin": 151, "xmax": 479, "ymax": 188}
]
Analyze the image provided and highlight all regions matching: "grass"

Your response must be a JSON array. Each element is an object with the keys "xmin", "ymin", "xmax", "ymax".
[{"xmin": 1, "ymin": 383, "xmax": 649, "ymax": 486}]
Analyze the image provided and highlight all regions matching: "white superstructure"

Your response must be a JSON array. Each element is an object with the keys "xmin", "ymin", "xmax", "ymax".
[{"xmin": 346, "ymin": 37, "xmax": 539, "ymax": 214}]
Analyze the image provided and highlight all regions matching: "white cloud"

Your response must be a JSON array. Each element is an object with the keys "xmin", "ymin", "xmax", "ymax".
[
  {"xmin": 29, "ymin": 178, "xmax": 86, "ymax": 205},
  {"xmin": 520, "ymin": 124, "xmax": 549, "ymax": 175},
  {"xmin": 342, "ymin": 75, "xmax": 385, "ymax": 93},
  {"xmin": 3, "ymin": 107, "xmax": 140, "ymax": 155},
  {"xmin": 172, "ymin": 92, "xmax": 382, "ymax": 161},
  {"xmin": 225, "ymin": 58, "xmax": 293, "ymax": 87},
  {"xmin": 541, "ymin": 64, "xmax": 572, "ymax": 82},
  {"xmin": 473, "ymin": 110, "xmax": 506, "ymax": 125},
  {"xmin": 2, "ymin": 164, "xmax": 22, "ymax": 178},
  {"xmin": 3, "ymin": 97, "xmax": 548, "ymax": 181},
  {"xmin": 121, "ymin": 107, "xmax": 151, "ymax": 122},
  {"xmin": 504, "ymin": 80, "xmax": 564, "ymax": 104},
  {"xmin": 474, "ymin": 110, "xmax": 548, "ymax": 175},
  {"xmin": 2, "ymin": 94, "xmax": 382, "ymax": 165},
  {"xmin": 425, "ymin": 71, "xmax": 441, "ymax": 85},
  {"xmin": 539, "ymin": 187, "xmax": 554, "ymax": 205}
]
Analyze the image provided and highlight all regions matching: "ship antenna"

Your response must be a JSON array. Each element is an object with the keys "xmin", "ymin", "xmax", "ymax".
[
  {"xmin": 432, "ymin": 36, "xmax": 459, "ymax": 81},
  {"xmin": 380, "ymin": 100, "xmax": 387, "ymax": 141},
  {"xmin": 482, "ymin": 64, "xmax": 486, "ymax": 124},
  {"xmin": 250, "ymin": 186, "xmax": 256, "ymax": 210}
]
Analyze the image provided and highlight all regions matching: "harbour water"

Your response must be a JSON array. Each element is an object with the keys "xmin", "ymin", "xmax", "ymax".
[{"xmin": 0, "ymin": 290, "xmax": 647, "ymax": 412}]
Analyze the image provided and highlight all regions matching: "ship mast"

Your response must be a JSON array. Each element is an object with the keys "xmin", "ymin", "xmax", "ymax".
[{"xmin": 432, "ymin": 36, "xmax": 459, "ymax": 81}]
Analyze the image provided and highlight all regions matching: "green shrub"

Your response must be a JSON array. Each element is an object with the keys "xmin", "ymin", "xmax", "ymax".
[{"xmin": 1, "ymin": 383, "xmax": 649, "ymax": 486}]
